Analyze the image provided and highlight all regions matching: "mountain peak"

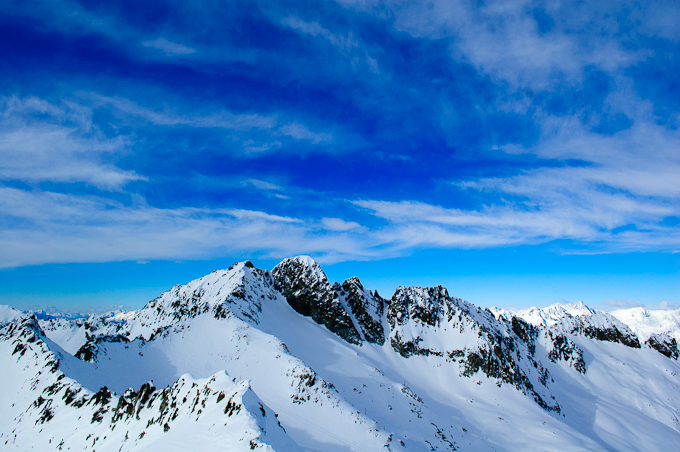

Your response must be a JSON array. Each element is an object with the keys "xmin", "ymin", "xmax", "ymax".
[
  {"xmin": 272, "ymin": 255, "xmax": 362, "ymax": 344},
  {"xmin": 562, "ymin": 300, "xmax": 596, "ymax": 316},
  {"xmin": 4, "ymin": 257, "xmax": 680, "ymax": 451},
  {"xmin": 274, "ymin": 255, "xmax": 325, "ymax": 280}
]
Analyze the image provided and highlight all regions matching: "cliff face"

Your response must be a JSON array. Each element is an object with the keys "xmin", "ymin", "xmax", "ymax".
[{"xmin": 272, "ymin": 256, "xmax": 363, "ymax": 344}]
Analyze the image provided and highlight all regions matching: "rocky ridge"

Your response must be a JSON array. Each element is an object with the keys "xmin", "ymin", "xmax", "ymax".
[{"xmin": 2, "ymin": 256, "xmax": 680, "ymax": 451}]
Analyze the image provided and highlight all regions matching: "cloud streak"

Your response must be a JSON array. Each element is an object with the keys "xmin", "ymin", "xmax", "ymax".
[
  {"xmin": 142, "ymin": 38, "xmax": 196, "ymax": 56},
  {"xmin": 353, "ymin": 103, "xmax": 680, "ymax": 253},
  {"xmin": 0, "ymin": 187, "xmax": 379, "ymax": 268},
  {"xmin": 91, "ymin": 95, "xmax": 334, "ymax": 150},
  {"xmin": 0, "ymin": 0, "xmax": 678, "ymax": 275},
  {"xmin": 349, "ymin": 0, "xmax": 655, "ymax": 92},
  {"xmin": 0, "ymin": 96, "xmax": 144, "ymax": 190}
]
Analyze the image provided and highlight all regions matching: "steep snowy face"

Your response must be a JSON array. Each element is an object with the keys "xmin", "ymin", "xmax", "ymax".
[
  {"xmin": 124, "ymin": 261, "xmax": 277, "ymax": 339},
  {"xmin": 5, "ymin": 258, "xmax": 680, "ymax": 452},
  {"xmin": 386, "ymin": 286, "xmax": 560, "ymax": 411},
  {"xmin": 50, "ymin": 261, "xmax": 281, "ymax": 364},
  {"xmin": 272, "ymin": 256, "xmax": 362, "ymax": 344},
  {"xmin": 551, "ymin": 310, "xmax": 640, "ymax": 349},
  {"xmin": 509, "ymin": 301, "xmax": 596, "ymax": 328},
  {"xmin": 501, "ymin": 301, "xmax": 680, "ymax": 360}
]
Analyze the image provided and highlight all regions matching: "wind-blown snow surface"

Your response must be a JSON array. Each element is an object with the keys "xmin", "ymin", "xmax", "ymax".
[{"xmin": 2, "ymin": 258, "xmax": 680, "ymax": 451}]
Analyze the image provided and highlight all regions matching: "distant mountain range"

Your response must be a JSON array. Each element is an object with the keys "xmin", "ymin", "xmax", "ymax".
[{"xmin": 2, "ymin": 256, "xmax": 679, "ymax": 451}]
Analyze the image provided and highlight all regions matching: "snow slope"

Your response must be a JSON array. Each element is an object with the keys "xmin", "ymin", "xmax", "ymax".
[
  {"xmin": 2, "ymin": 257, "xmax": 680, "ymax": 451},
  {"xmin": 0, "ymin": 317, "xmax": 301, "ymax": 451}
]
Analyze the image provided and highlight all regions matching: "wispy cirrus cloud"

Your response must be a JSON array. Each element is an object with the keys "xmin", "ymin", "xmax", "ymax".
[
  {"xmin": 142, "ymin": 37, "xmax": 196, "ymax": 56},
  {"xmin": 343, "ymin": 0, "xmax": 655, "ymax": 91},
  {"xmin": 91, "ymin": 95, "xmax": 277, "ymax": 130},
  {"xmin": 0, "ymin": 96, "xmax": 144, "ymax": 190},
  {"xmin": 281, "ymin": 16, "xmax": 359, "ymax": 51},
  {"xmin": 353, "ymin": 102, "xmax": 680, "ymax": 253},
  {"xmin": 241, "ymin": 179, "xmax": 283, "ymax": 191},
  {"xmin": 1, "ymin": 0, "xmax": 678, "ymax": 277},
  {"xmin": 90, "ymin": 95, "xmax": 334, "ymax": 150},
  {"xmin": 278, "ymin": 123, "xmax": 333, "ymax": 144},
  {"xmin": 321, "ymin": 217, "xmax": 363, "ymax": 232},
  {"xmin": 280, "ymin": 15, "xmax": 380, "ymax": 74},
  {"xmin": 0, "ymin": 186, "xmax": 380, "ymax": 268}
]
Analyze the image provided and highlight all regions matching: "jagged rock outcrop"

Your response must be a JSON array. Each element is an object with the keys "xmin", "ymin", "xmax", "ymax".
[
  {"xmin": 509, "ymin": 301, "xmax": 642, "ymax": 350},
  {"xmin": 4, "ymin": 257, "xmax": 680, "ymax": 452},
  {"xmin": 545, "ymin": 331, "xmax": 586, "ymax": 373},
  {"xmin": 272, "ymin": 256, "xmax": 362, "ymax": 344},
  {"xmin": 334, "ymin": 277, "xmax": 385, "ymax": 344},
  {"xmin": 645, "ymin": 333, "xmax": 679, "ymax": 359},
  {"xmin": 386, "ymin": 286, "xmax": 560, "ymax": 412},
  {"xmin": 0, "ymin": 315, "xmax": 302, "ymax": 451}
]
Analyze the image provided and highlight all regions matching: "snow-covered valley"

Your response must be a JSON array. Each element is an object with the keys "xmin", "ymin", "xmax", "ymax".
[{"xmin": 2, "ymin": 257, "xmax": 679, "ymax": 451}]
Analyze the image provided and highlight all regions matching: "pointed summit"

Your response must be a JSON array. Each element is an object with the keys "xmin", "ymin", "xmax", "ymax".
[
  {"xmin": 563, "ymin": 301, "xmax": 595, "ymax": 316},
  {"xmin": 272, "ymin": 256, "xmax": 362, "ymax": 344},
  {"xmin": 273, "ymin": 256, "xmax": 325, "ymax": 282}
]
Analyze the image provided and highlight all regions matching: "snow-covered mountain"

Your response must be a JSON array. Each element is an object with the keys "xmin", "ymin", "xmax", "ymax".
[
  {"xmin": 493, "ymin": 301, "xmax": 680, "ymax": 360},
  {"xmin": 2, "ymin": 257, "xmax": 679, "ymax": 451},
  {"xmin": 608, "ymin": 307, "xmax": 680, "ymax": 359}
]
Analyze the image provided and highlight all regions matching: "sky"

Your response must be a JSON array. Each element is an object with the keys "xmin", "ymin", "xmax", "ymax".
[{"xmin": 0, "ymin": 0, "xmax": 678, "ymax": 313}]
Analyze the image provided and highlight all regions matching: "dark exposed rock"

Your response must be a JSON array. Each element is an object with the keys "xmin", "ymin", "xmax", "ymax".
[
  {"xmin": 390, "ymin": 332, "xmax": 443, "ymax": 358},
  {"xmin": 550, "ymin": 312, "xmax": 641, "ymax": 349},
  {"xmin": 385, "ymin": 285, "xmax": 559, "ymax": 412},
  {"xmin": 112, "ymin": 382, "xmax": 156, "ymax": 422},
  {"xmin": 547, "ymin": 332, "xmax": 586, "ymax": 373},
  {"xmin": 335, "ymin": 277, "xmax": 385, "ymax": 344},
  {"xmin": 387, "ymin": 286, "xmax": 452, "ymax": 329},
  {"xmin": 12, "ymin": 256, "xmax": 671, "ymax": 424},
  {"xmin": 581, "ymin": 325, "xmax": 641, "ymax": 348},
  {"xmin": 511, "ymin": 316, "xmax": 537, "ymax": 356},
  {"xmin": 272, "ymin": 256, "xmax": 362, "ymax": 345},
  {"xmin": 75, "ymin": 334, "xmax": 130, "ymax": 363},
  {"xmin": 645, "ymin": 334, "xmax": 679, "ymax": 359}
]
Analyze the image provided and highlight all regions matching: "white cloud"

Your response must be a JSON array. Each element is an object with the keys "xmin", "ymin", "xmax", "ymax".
[
  {"xmin": 353, "ymin": 105, "xmax": 680, "ymax": 253},
  {"xmin": 278, "ymin": 123, "xmax": 333, "ymax": 144},
  {"xmin": 242, "ymin": 179, "xmax": 283, "ymax": 191},
  {"xmin": 602, "ymin": 299, "xmax": 644, "ymax": 309},
  {"xmin": 222, "ymin": 208, "xmax": 302, "ymax": 224},
  {"xmin": 342, "ymin": 0, "xmax": 652, "ymax": 91},
  {"xmin": 92, "ymin": 95, "xmax": 333, "ymax": 149},
  {"xmin": 321, "ymin": 217, "xmax": 362, "ymax": 231},
  {"xmin": 142, "ymin": 38, "xmax": 196, "ymax": 56},
  {"xmin": 92, "ymin": 95, "xmax": 277, "ymax": 130},
  {"xmin": 0, "ymin": 187, "xmax": 381, "ymax": 268},
  {"xmin": 280, "ymin": 16, "xmax": 380, "ymax": 75},
  {"xmin": 0, "ymin": 96, "xmax": 144, "ymax": 190},
  {"xmin": 281, "ymin": 17, "xmax": 358, "ymax": 51},
  {"xmin": 601, "ymin": 299, "xmax": 680, "ymax": 311}
]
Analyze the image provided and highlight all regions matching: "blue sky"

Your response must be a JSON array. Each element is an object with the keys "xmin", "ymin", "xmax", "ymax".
[{"xmin": 0, "ymin": 0, "xmax": 678, "ymax": 312}]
